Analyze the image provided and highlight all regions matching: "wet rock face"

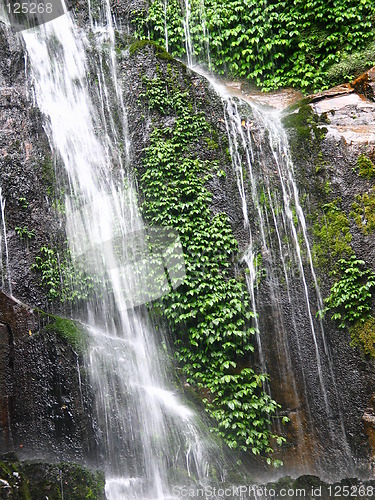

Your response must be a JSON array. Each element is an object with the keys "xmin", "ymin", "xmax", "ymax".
[
  {"xmin": 120, "ymin": 42, "xmax": 375, "ymax": 478},
  {"xmin": 0, "ymin": 22, "xmax": 65, "ymax": 310},
  {"xmin": 283, "ymin": 90, "xmax": 375, "ymax": 475},
  {"xmin": 0, "ymin": 22, "xmax": 99, "ymax": 470},
  {"xmin": 0, "ymin": 292, "xmax": 98, "ymax": 465},
  {"xmin": 362, "ymin": 395, "xmax": 375, "ymax": 457}
]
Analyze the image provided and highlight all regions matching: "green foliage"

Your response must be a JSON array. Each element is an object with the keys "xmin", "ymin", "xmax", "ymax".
[
  {"xmin": 15, "ymin": 226, "xmax": 35, "ymax": 240},
  {"xmin": 319, "ymin": 255, "xmax": 375, "ymax": 328},
  {"xmin": 350, "ymin": 316, "xmax": 375, "ymax": 357},
  {"xmin": 351, "ymin": 188, "xmax": 375, "ymax": 235},
  {"xmin": 138, "ymin": 64, "xmax": 285, "ymax": 460},
  {"xmin": 355, "ymin": 154, "xmax": 375, "ymax": 179},
  {"xmin": 32, "ymin": 245, "xmax": 97, "ymax": 303},
  {"xmin": 18, "ymin": 197, "xmax": 29, "ymax": 209},
  {"xmin": 134, "ymin": 0, "xmax": 375, "ymax": 91},
  {"xmin": 312, "ymin": 199, "xmax": 352, "ymax": 270}
]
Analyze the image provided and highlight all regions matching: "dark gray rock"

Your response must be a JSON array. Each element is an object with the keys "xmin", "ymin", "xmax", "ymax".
[
  {"xmin": 0, "ymin": 291, "xmax": 98, "ymax": 465},
  {"xmin": 0, "ymin": 22, "xmax": 65, "ymax": 311}
]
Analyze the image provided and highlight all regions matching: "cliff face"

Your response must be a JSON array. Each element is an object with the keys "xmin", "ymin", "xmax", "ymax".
[
  {"xmin": 0, "ymin": 21, "xmax": 99, "ymax": 483},
  {"xmin": 1, "ymin": 2, "xmax": 375, "ymax": 491},
  {"xmin": 120, "ymin": 39, "xmax": 375, "ymax": 478},
  {"xmin": 286, "ymin": 86, "xmax": 375, "ymax": 469},
  {"xmin": 0, "ymin": 23, "xmax": 63, "ymax": 308}
]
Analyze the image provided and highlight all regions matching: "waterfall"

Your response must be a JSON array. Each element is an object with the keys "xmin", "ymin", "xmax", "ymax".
[
  {"xmin": 183, "ymin": 0, "xmax": 194, "ymax": 68},
  {"xmin": 196, "ymin": 70, "xmax": 354, "ymax": 478},
  {"xmin": 22, "ymin": 9, "xmax": 222, "ymax": 499},
  {"xmin": 0, "ymin": 187, "xmax": 11, "ymax": 294}
]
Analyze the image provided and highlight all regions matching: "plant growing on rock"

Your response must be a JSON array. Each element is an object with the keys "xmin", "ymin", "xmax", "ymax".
[
  {"xmin": 15, "ymin": 226, "xmax": 35, "ymax": 240},
  {"xmin": 32, "ymin": 245, "xmax": 98, "ymax": 303},
  {"xmin": 137, "ymin": 59, "xmax": 286, "ymax": 462},
  {"xmin": 355, "ymin": 154, "xmax": 375, "ymax": 179},
  {"xmin": 319, "ymin": 255, "xmax": 375, "ymax": 329}
]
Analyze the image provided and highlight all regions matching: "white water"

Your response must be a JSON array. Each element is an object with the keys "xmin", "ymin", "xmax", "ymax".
[
  {"xmin": 22, "ymin": 10, "xmax": 219, "ymax": 499},
  {"xmin": 183, "ymin": 0, "xmax": 194, "ymax": 68},
  {"xmin": 0, "ymin": 187, "xmax": 11, "ymax": 294}
]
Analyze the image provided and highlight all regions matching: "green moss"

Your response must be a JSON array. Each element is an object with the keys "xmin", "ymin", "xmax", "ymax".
[
  {"xmin": 350, "ymin": 316, "xmax": 375, "ymax": 357},
  {"xmin": 129, "ymin": 39, "xmax": 173, "ymax": 60},
  {"xmin": 282, "ymin": 102, "xmax": 314, "ymax": 139},
  {"xmin": 312, "ymin": 199, "xmax": 353, "ymax": 270},
  {"xmin": 41, "ymin": 156, "xmax": 56, "ymax": 196},
  {"xmin": 355, "ymin": 154, "xmax": 375, "ymax": 179},
  {"xmin": 283, "ymin": 101, "xmax": 327, "ymax": 146},
  {"xmin": 350, "ymin": 187, "xmax": 375, "ymax": 235},
  {"xmin": 43, "ymin": 315, "xmax": 87, "ymax": 353}
]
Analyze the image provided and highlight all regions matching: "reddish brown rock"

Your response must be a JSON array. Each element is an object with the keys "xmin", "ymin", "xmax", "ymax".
[{"xmin": 351, "ymin": 67, "xmax": 375, "ymax": 101}]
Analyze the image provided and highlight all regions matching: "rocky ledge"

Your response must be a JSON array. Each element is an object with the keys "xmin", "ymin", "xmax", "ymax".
[{"xmin": 0, "ymin": 454, "xmax": 105, "ymax": 499}]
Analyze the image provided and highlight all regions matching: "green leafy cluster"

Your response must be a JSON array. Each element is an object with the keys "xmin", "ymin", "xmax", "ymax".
[
  {"xmin": 351, "ymin": 188, "xmax": 375, "ymax": 235},
  {"xmin": 15, "ymin": 226, "xmax": 36, "ymax": 240},
  {"xmin": 138, "ymin": 63, "xmax": 284, "ymax": 461},
  {"xmin": 312, "ymin": 199, "xmax": 353, "ymax": 270},
  {"xmin": 32, "ymin": 246, "xmax": 97, "ymax": 304},
  {"xmin": 319, "ymin": 255, "xmax": 375, "ymax": 329},
  {"xmin": 133, "ymin": 0, "xmax": 375, "ymax": 91}
]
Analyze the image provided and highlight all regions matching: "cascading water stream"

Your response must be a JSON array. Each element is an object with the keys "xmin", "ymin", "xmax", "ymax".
[
  {"xmin": 0, "ymin": 187, "xmax": 11, "ymax": 294},
  {"xmin": 254, "ymin": 106, "xmax": 355, "ymax": 473},
  {"xmin": 218, "ymin": 86, "xmax": 354, "ymax": 476},
  {"xmin": 22, "ymin": 9, "xmax": 222, "ymax": 498},
  {"xmin": 183, "ymin": 0, "xmax": 194, "ymax": 68},
  {"xmin": 190, "ymin": 64, "xmax": 354, "ymax": 476}
]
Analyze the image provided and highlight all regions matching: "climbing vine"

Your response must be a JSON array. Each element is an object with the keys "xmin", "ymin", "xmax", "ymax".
[
  {"xmin": 319, "ymin": 255, "xmax": 375, "ymax": 329},
  {"xmin": 133, "ymin": 0, "xmax": 375, "ymax": 91},
  {"xmin": 137, "ymin": 61, "xmax": 285, "ymax": 461}
]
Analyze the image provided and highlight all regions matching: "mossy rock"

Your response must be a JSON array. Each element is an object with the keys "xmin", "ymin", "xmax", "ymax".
[
  {"xmin": 312, "ymin": 199, "xmax": 353, "ymax": 270},
  {"xmin": 283, "ymin": 99, "xmax": 327, "ymax": 148},
  {"xmin": 42, "ymin": 314, "xmax": 87, "ymax": 354},
  {"xmin": 129, "ymin": 39, "xmax": 173, "ymax": 60},
  {"xmin": 350, "ymin": 316, "xmax": 375, "ymax": 357},
  {"xmin": 351, "ymin": 187, "xmax": 375, "ymax": 235},
  {"xmin": 356, "ymin": 154, "xmax": 375, "ymax": 179},
  {"xmin": 0, "ymin": 460, "xmax": 105, "ymax": 499}
]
